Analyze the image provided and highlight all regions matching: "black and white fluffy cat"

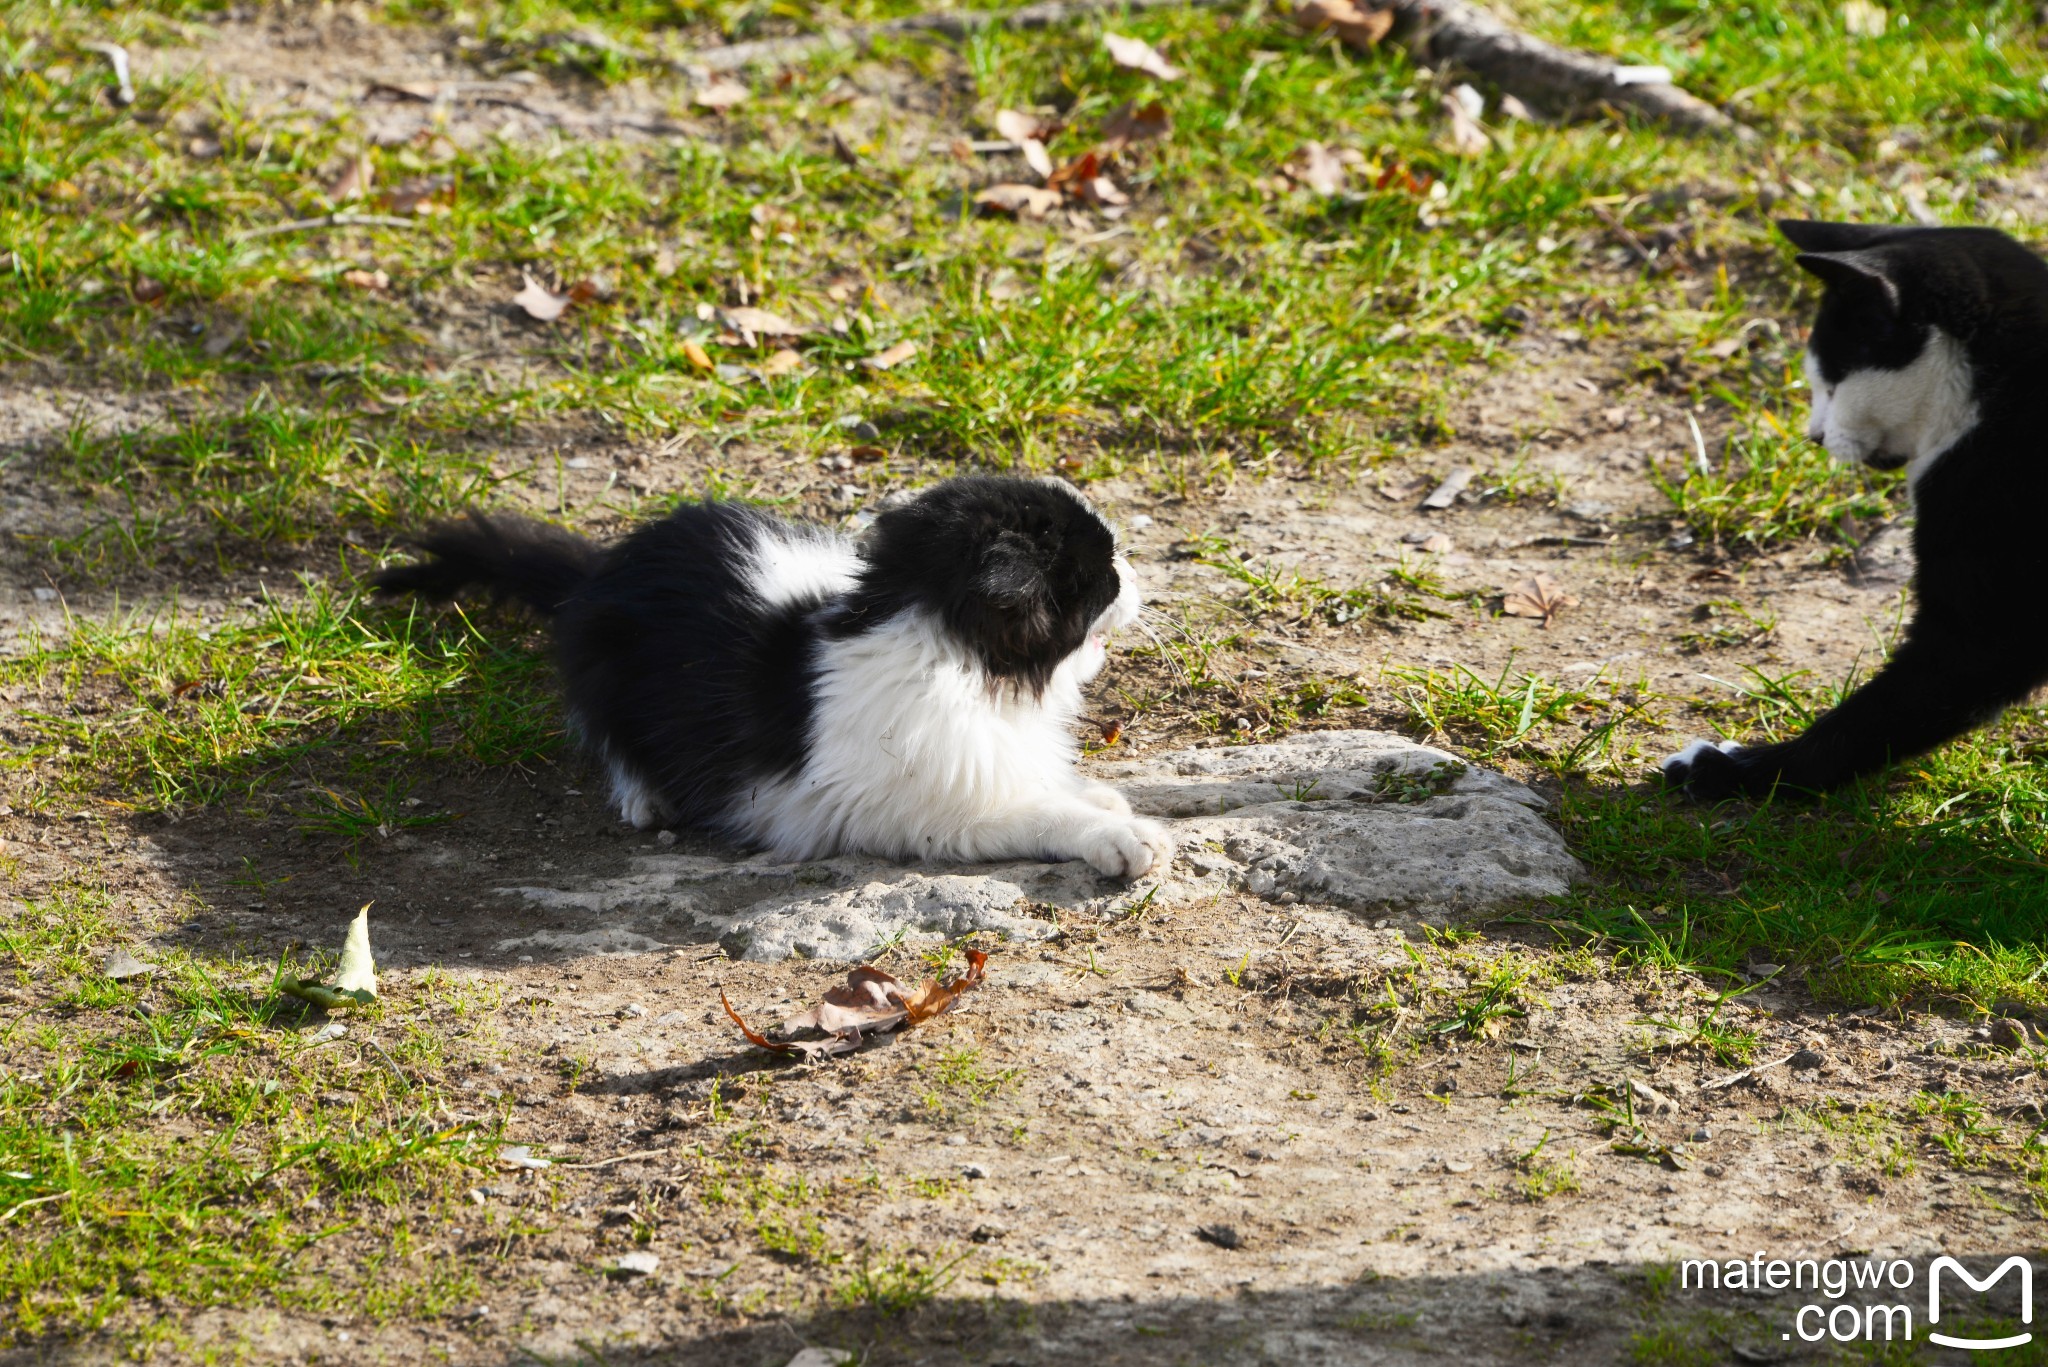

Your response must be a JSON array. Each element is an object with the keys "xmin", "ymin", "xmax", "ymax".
[
  {"xmin": 1664, "ymin": 218, "xmax": 2047, "ymax": 799},
  {"xmin": 373, "ymin": 477, "xmax": 1173, "ymax": 877}
]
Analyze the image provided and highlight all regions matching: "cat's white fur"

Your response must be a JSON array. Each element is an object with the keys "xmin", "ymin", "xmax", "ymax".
[
  {"xmin": 1804, "ymin": 330, "xmax": 1979, "ymax": 490},
  {"xmin": 608, "ymin": 532, "xmax": 1171, "ymax": 878}
]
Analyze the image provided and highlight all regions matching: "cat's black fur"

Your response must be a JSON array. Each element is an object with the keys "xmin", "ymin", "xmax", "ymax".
[
  {"xmin": 371, "ymin": 476, "xmax": 1123, "ymax": 834},
  {"xmin": 1665, "ymin": 219, "xmax": 2048, "ymax": 800}
]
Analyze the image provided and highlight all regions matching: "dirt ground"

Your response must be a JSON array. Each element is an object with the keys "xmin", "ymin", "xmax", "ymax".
[{"xmin": 5, "ymin": 9, "xmax": 2042, "ymax": 1366}]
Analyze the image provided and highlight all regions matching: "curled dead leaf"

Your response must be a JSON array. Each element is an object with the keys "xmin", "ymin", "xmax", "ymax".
[
  {"xmin": 694, "ymin": 80, "xmax": 749, "ymax": 112},
  {"xmin": 1100, "ymin": 100, "xmax": 1171, "ymax": 150},
  {"xmin": 994, "ymin": 108, "xmax": 1053, "ymax": 143},
  {"xmin": 861, "ymin": 340, "xmax": 919, "ymax": 371},
  {"xmin": 1501, "ymin": 573, "xmax": 1580, "ymax": 628},
  {"xmin": 1019, "ymin": 137, "xmax": 1054, "ymax": 181},
  {"xmin": 1440, "ymin": 90, "xmax": 1492, "ymax": 157},
  {"xmin": 759, "ymin": 347, "xmax": 804, "ymax": 377},
  {"xmin": 975, "ymin": 183, "xmax": 1063, "ymax": 219},
  {"xmin": 1045, "ymin": 150, "xmax": 1102, "ymax": 196},
  {"xmin": 719, "ymin": 306, "xmax": 807, "ymax": 340},
  {"xmin": 1292, "ymin": 0, "xmax": 1395, "ymax": 50},
  {"xmin": 1284, "ymin": 142, "xmax": 1347, "ymax": 196},
  {"xmin": 682, "ymin": 340, "xmax": 713, "ymax": 370},
  {"xmin": 341, "ymin": 268, "xmax": 390, "ymax": 290},
  {"xmin": 512, "ymin": 274, "xmax": 571, "ymax": 322},
  {"xmin": 724, "ymin": 951, "xmax": 990, "ymax": 1061},
  {"xmin": 1078, "ymin": 173, "xmax": 1130, "ymax": 208},
  {"xmin": 1103, "ymin": 32, "xmax": 1182, "ymax": 80}
]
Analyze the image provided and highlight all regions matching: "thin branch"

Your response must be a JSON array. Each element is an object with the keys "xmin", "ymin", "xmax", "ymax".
[{"xmin": 233, "ymin": 212, "xmax": 419, "ymax": 242}]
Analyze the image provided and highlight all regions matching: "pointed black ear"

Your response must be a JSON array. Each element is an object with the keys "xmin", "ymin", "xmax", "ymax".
[
  {"xmin": 1777, "ymin": 219, "xmax": 1896, "ymax": 252},
  {"xmin": 977, "ymin": 532, "xmax": 1053, "ymax": 609},
  {"xmin": 1795, "ymin": 250, "xmax": 1901, "ymax": 316}
]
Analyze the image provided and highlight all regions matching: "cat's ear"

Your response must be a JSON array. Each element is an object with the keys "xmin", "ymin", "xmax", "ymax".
[
  {"xmin": 975, "ymin": 532, "xmax": 1056, "ymax": 622},
  {"xmin": 1776, "ymin": 219, "xmax": 1894, "ymax": 252},
  {"xmin": 1794, "ymin": 250, "xmax": 1901, "ymax": 316}
]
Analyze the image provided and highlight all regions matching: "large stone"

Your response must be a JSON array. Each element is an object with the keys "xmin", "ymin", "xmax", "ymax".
[{"xmin": 496, "ymin": 730, "xmax": 1580, "ymax": 962}]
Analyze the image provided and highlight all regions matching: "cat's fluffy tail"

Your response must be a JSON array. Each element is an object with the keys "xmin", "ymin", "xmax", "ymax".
[{"xmin": 371, "ymin": 513, "xmax": 599, "ymax": 617}]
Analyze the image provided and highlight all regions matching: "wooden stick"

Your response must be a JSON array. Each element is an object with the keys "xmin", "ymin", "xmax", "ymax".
[
  {"xmin": 1386, "ymin": 0, "xmax": 1748, "ymax": 138},
  {"xmin": 234, "ymin": 212, "xmax": 419, "ymax": 241}
]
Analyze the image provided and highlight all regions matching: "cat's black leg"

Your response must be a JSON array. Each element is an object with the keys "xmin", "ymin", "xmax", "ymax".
[{"xmin": 1663, "ymin": 629, "xmax": 2048, "ymax": 800}]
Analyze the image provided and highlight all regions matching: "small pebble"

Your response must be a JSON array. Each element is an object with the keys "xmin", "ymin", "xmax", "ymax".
[
  {"xmin": 619, "ymin": 1003, "xmax": 647, "ymax": 1019},
  {"xmin": 1691, "ymin": 1126, "xmax": 1712, "ymax": 1144},
  {"xmin": 1989, "ymin": 1017, "xmax": 2031, "ymax": 1051},
  {"xmin": 610, "ymin": 1251, "xmax": 660, "ymax": 1278},
  {"xmin": 1787, "ymin": 1048, "xmax": 1826, "ymax": 1070},
  {"xmin": 944, "ymin": 1133, "xmax": 968, "ymax": 1147},
  {"xmin": 961, "ymin": 1163, "xmax": 989, "ymax": 1180},
  {"xmin": 1196, "ymin": 1224, "xmax": 1243, "ymax": 1250},
  {"xmin": 655, "ymin": 830, "xmax": 678, "ymax": 847}
]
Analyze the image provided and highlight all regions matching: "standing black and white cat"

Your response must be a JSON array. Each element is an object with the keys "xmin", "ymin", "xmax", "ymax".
[
  {"xmin": 1664, "ymin": 219, "xmax": 2048, "ymax": 800},
  {"xmin": 374, "ymin": 477, "xmax": 1174, "ymax": 876}
]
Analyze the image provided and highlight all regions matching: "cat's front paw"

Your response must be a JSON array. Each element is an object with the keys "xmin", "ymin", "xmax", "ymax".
[
  {"xmin": 1077, "ymin": 817, "xmax": 1176, "ymax": 879},
  {"xmin": 1660, "ymin": 739, "xmax": 1749, "ymax": 801},
  {"xmin": 1079, "ymin": 781, "xmax": 1133, "ymax": 816}
]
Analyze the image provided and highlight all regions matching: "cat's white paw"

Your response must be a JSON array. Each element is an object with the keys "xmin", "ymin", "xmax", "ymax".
[
  {"xmin": 1660, "ymin": 738, "xmax": 1744, "ymax": 777},
  {"xmin": 1079, "ymin": 781, "xmax": 1133, "ymax": 816},
  {"xmin": 1077, "ymin": 817, "xmax": 1175, "ymax": 879},
  {"xmin": 612, "ymin": 768, "xmax": 675, "ymax": 831}
]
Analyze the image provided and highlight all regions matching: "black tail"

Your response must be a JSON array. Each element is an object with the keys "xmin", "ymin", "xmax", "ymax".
[{"xmin": 371, "ymin": 513, "xmax": 600, "ymax": 617}]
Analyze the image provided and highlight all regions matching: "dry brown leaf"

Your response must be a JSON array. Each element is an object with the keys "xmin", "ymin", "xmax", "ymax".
[
  {"xmin": 341, "ymin": 268, "xmax": 390, "ymax": 290},
  {"xmin": 861, "ymin": 340, "xmax": 919, "ymax": 371},
  {"xmin": 1103, "ymin": 32, "xmax": 1182, "ymax": 80},
  {"xmin": 1019, "ymin": 137, "xmax": 1055, "ymax": 181},
  {"xmin": 1045, "ymin": 149, "xmax": 1102, "ymax": 196},
  {"xmin": 1292, "ymin": 0, "xmax": 1395, "ymax": 50},
  {"xmin": 719, "ymin": 306, "xmax": 807, "ymax": 339},
  {"xmin": 994, "ymin": 108, "xmax": 1050, "ymax": 143},
  {"xmin": 327, "ymin": 155, "xmax": 370, "ymax": 203},
  {"xmin": 1100, "ymin": 100, "xmax": 1171, "ymax": 150},
  {"xmin": 380, "ymin": 173, "xmax": 454, "ymax": 216},
  {"xmin": 1501, "ymin": 573, "xmax": 1580, "ymax": 628},
  {"xmin": 759, "ymin": 347, "xmax": 804, "ymax": 377},
  {"xmin": 725, "ymin": 951, "xmax": 990, "ymax": 1061},
  {"xmin": 513, "ymin": 274, "xmax": 571, "ymax": 322},
  {"xmin": 975, "ymin": 183, "xmax": 1063, "ymax": 218},
  {"xmin": 1078, "ymin": 173, "xmax": 1130, "ymax": 208},
  {"xmin": 1284, "ymin": 142, "xmax": 1347, "ymax": 196},
  {"xmin": 1440, "ymin": 93, "xmax": 1491, "ymax": 157},
  {"xmin": 682, "ymin": 340, "xmax": 713, "ymax": 370},
  {"xmin": 904, "ymin": 949, "xmax": 989, "ymax": 1024},
  {"xmin": 694, "ymin": 80, "xmax": 749, "ymax": 111}
]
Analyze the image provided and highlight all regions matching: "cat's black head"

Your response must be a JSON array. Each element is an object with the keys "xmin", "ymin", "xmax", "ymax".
[
  {"xmin": 848, "ymin": 476, "xmax": 1132, "ymax": 694},
  {"xmin": 1777, "ymin": 219, "xmax": 2039, "ymax": 475}
]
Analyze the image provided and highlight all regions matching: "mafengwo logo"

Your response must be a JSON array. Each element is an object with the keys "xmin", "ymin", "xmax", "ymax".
[{"xmin": 1680, "ymin": 1254, "xmax": 2034, "ymax": 1349}]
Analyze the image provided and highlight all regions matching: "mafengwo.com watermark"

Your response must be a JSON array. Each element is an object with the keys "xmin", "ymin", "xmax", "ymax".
[{"xmin": 1682, "ymin": 1252, "xmax": 2034, "ymax": 1350}]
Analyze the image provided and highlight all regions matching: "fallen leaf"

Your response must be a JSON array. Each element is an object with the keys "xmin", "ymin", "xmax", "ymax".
[
  {"xmin": 694, "ymin": 80, "xmax": 749, "ymax": 111},
  {"xmin": 102, "ymin": 947, "xmax": 153, "ymax": 981},
  {"xmin": 341, "ymin": 268, "xmax": 389, "ymax": 290},
  {"xmin": 861, "ymin": 340, "xmax": 919, "ymax": 370},
  {"xmin": 1501, "ymin": 573, "xmax": 1580, "ymax": 629},
  {"xmin": 1292, "ymin": 0, "xmax": 1395, "ymax": 50},
  {"xmin": 1100, "ymin": 100, "xmax": 1171, "ymax": 150},
  {"xmin": 683, "ymin": 340, "xmax": 713, "ymax": 370},
  {"xmin": 1375, "ymin": 159, "xmax": 1430, "ymax": 196},
  {"xmin": 279, "ymin": 903, "xmax": 378, "ymax": 1009},
  {"xmin": 1045, "ymin": 149, "xmax": 1102, "ymax": 196},
  {"xmin": 513, "ymin": 274, "xmax": 572, "ymax": 322},
  {"xmin": 724, "ymin": 951, "xmax": 990, "ymax": 1061},
  {"xmin": 1103, "ymin": 32, "xmax": 1182, "ymax": 80},
  {"xmin": 1284, "ymin": 142, "xmax": 1346, "ymax": 195},
  {"xmin": 1019, "ymin": 137, "xmax": 1054, "ymax": 180},
  {"xmin": 1078, "ymin": 173, "xmax": 1130, "ymax": 207},
  {"xmin": 328, "ymin": 155, "xmax": 370, "ymax": 203},
  {"xmin": 759, "ymin": 347, "xmax": 804, "ymax": 377},
  {"xmin": 1440, "ymin": 92, "xmax": 1491, "ymax": 157},
  {"xmin": 994, "ymin": 109, "xmax": 1051, "ymax": 143},
  {"xmin": 719, "ymin": 305, "xmax": 807, "ymax": 340},
  {"xmin": 1843, "ymin": 0, "xmax": 1888, "ymax": 36},
  {"xmin": 379, "ymin": 173, "xmax": 453, "ymax": 215},
  {"xmin": 975, "ymin": 183, "xmax": 1063, "ymax": 218}
]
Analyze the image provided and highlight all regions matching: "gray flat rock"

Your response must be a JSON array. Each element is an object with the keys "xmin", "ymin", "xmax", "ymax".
[{"xmin": 497, "ymin": 730, "xmax": 1580, "ymax": 962}]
